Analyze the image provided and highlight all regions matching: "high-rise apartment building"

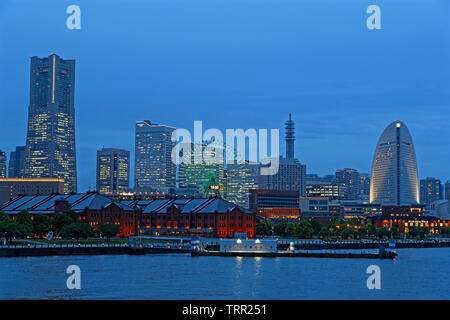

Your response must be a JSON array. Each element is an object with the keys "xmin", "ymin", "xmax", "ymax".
[
  {"xmin": 24, "ymin": 54, "xmax": 77, "ymax": 193},
  {"xmin": 96, "ymin": 148, "xmax": 130, "ymax": 195},
  {"xmin": 8, "ymin": 146, "xmax": 26, "ymax": 178},
  {"xmin": 370, "ymin": 121, "xmax": 419, "ymax": 205},
  {"xmin": 135, "ymin": 120, "xmax": 176, "ymax": 190},
  {"xmin": 336, "ymin": 168, "xmax": 360, "ymax": 200},
  {"xmin": 420, "ymin": 177, "xmax": 443, "ymax": 206}
]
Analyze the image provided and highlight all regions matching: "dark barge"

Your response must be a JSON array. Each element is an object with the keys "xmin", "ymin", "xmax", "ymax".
[{"xmin": 191, "ymin": 250, "xmax": 398, "ymax": 259}]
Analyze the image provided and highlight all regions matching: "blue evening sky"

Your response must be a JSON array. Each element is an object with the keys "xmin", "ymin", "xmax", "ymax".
[{"xmin": 0, "ymin": 0, "xmax": 449, "ymax": 191}]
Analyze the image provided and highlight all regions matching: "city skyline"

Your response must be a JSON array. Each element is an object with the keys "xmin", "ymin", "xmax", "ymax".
[
  {"xmin": 2, "ymin": 80, "xmax": 449, "ymax": 192},
  {"xmin": 0, "ymin": 1, "xmax": 448, "ymax": 191}
]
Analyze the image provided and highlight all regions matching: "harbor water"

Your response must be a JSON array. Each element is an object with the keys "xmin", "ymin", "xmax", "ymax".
[{"xmin": 0, "ymin": 248, "xmax": 449, "ymax": 299}]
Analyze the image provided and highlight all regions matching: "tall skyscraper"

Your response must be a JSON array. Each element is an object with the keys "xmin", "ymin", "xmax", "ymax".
[
  {"xmin": 24, "ymin": 54, "xmax": 77, "ymax": 193},
  {"xmin": 0, "ymin": 150, "xmax": 6, "ymax": 178},
  {"xmin": 8, "ymin": 146, "xmax": 26, "ymax": 178},
  {"xmin": 370, "ymin": 120, "xmax": 419, "ymax": 205},
  {"xmin": 96, "ymin": 148, "xmax": 130, "ymax": 195},
  {"xmin": 420, "ymin": 177, "xmax": 443, "ymax": 206},
  {"xmin": 135, "ymin": 120, "xmax": 176, "ymax": 190},
  {"xmin": 285, "ymin": 113, "xmax": 295, "ymax": 159},
  {"xmin": 336, "ymin": 168, "xmax": 360, "ymax": 200}
]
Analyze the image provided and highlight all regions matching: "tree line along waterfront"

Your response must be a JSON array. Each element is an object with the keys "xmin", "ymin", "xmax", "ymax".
[
  {"xmin": 0, "ymin": 210, "xmax": 120, "ymax": 244},
  {"xmin": 255, "ymin": 218, "xmax": 450, "ymax": 241}
]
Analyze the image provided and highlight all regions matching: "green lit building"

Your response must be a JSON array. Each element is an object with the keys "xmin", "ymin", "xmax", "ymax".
[{"xmin": 178, "ymin": 142, "xmax": 225, "ymax": 197}]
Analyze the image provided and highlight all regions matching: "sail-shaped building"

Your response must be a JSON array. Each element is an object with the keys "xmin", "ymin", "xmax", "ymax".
[{"xmin": 370, "ymin": 121, "xmax": 419, "ymax": 205}]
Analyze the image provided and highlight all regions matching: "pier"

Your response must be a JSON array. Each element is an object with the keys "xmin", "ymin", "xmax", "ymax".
[
  {"xmin": 191, "ymin": 250, "xmax": 398, "ymax": 259},
  {"xmin": 0, "ymin": 242, "xmax": 190, "ymax": 258}
]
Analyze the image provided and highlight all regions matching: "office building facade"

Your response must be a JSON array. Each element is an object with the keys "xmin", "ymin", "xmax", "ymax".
[
  {"xmin": 335, "ymin": 168, "xmax": 360, "ymax": 200},
  {"xmin": 8, "ymin": 146, "xmax": 26, "ymax": 178},
  {"xmin": 306, "ymin": 183, "xmax": 345, "ymax": 200},
  {"xmin": 249, "ymin": 189, "xmax": 300, "ymax": 221},
  {"xmin": 96, "ymin": 148, "xmax": 130, "ymax": 195},
  {"xmin": 420, "ymin": 177, "xmax": 443, "ymax": 206},
  {"xmin": 135, "ymin": 120, "xmax": 176, "ymax": 190},
  {"xmin": 259, "ymin": 157, "xmax": 306, "ymax": 195},
  {"xmin": 359, "ymin": 173, "xmax": 371, "ymax": 200},
  {"xmin": 225, "ymin": 161, "xmax": 259, "ymax": 208}
]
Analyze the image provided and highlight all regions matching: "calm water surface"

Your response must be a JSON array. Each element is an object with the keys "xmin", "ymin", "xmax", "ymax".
[{"xmin": 1, "ymin": 248, "xmax": 449, "ymax": 299}]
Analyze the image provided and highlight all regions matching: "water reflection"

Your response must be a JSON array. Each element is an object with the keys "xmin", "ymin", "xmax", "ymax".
[
  {"xmin": 254, "ymin": 257, "xmax": 262, "ymax": 278},
  {"xmin": 234, "ymin": 256, "xmax": 243, "ymax": 272}
]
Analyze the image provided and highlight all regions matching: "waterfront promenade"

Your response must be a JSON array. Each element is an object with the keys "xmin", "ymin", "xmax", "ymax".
[
  {"xmin": 0, "ymin": 241, "xmax": 191, "ymax": 257},
  {"xmin": 1, "ymin": 238, "xmax": 450, "ymax": 257}
]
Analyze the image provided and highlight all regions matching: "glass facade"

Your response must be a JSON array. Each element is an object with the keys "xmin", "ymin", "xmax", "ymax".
[
  {"xmin": 135, "ymin": 120, "xmax": 176, "ymax": 189},
  {"xmin": 8, "ymin": 146, "xmax": 26, "ymax": 178},
  {"xmin": 96, "ymin": 148, "xmax": 130, "ymax": 195}
]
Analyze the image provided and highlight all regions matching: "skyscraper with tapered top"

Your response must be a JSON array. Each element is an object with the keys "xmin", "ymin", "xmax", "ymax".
[
  {"xmin": 370, "ymin": 120, "xmax": 419, "ymax": 205},
  {"xmin": 24, "ymin": 54, "xmax": 77, "ymax": 193}
]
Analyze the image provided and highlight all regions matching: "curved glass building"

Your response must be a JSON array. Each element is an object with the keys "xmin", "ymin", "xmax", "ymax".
[{"xmin": 370, "ymin": 121, "xmax": 419, "ymax": 205}]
